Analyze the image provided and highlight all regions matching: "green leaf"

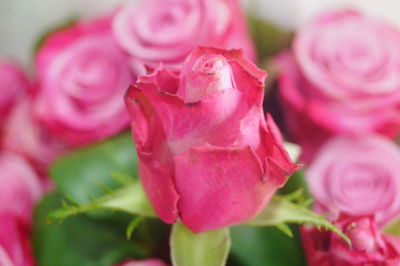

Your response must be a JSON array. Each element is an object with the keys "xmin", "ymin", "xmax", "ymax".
[
  {"xmin": 246, "ymin": 195, "xmax": 351, "ymax": 245},
  {"xmin": 246, "ymin": 16, "xmax": 293, "ymax": 61},
  {"xmin": 230, "ymin": 225, "xmax": 306, "ymax": 266},
  {"xmin": 127, "ymin": 216, "xmax": 145, "ymax": 240},
  {"xmin": 48, "ymin": 180, "xmax": 156, "ymax": 220},
  {"xmin": 278, "ymin": 169, "xmax": 308, "ymax": 196},
  {"xmin": 170, "ymin": 223, "xmax": 230, "ymax": 266},
  {"xmin": 384, "ymin": 218, "xmax": 400, "ymax": 236},
  {"xmin": 50, "ymin": 133, "xmax": 138, "ymax": 204},
  {"xmin": 33, "ymin": 193, "xmax": 153, "ymax": 266},
  {"xmin": 276, "ymin": 223, "xmax": 293, "ymax": 237}
]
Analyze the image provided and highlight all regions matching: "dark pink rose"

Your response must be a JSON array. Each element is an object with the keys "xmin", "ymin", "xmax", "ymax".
[
  {"xmin": 2, "ymin": 96, "xmax": 67, "ymax": 173},
  {"xmin": 35, "ymin": 17, "xmax": 133, "ymax": 146},
  {"xmin": 306, "ymin": 135, "xmax": 400, "ymax": 227},
  {"xmin": 383, "ymin": 235, "xmax": 400, "ymax": 266},
  {"xmin": 301, "ymin": 216, "xmax": 400, "ymax": 266},
  {"xmin": 0, "ymin": 60, "xmax": 28, "ymax": 124},
  {"xmin": 0, "ymin": 152, "xmax": 42, "ymax": 223},
  {"xmin": 117, "ymin": 259, "xmax": 167, "ymax": 266},
  {"xmin": 277, "ymin": 11, "xmax": 400, "ymax": 159},
  {"xmin": 125, "ymin": 47, "xmax": 300, "ymax": 232},
  {"xmin": 113, "ymin": 0, "xmax": 255, "ymax": 74},
  {"xmin": 0, "ymin": 213, "xmax": 35, "ymax": 266}
]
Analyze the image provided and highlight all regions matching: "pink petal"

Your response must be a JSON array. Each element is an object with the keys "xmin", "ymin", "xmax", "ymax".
[
  {"xmin": 173, "ymin": 144, "xmax": 276, "ymax": 232},
  {"xmin": 125, "ymin": 82, "xmax": 179, "ymax": 224},
  {"xmin": 0, "ymin": 213, "xmax": 35, "ymax": 266}
]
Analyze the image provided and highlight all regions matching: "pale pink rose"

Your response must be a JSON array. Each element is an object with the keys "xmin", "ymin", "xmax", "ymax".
[
  {"xmin": 277, "ymin": 11, "xmax": 400, "ymax": 159},
  {"xmin": 2, "ymin": 96, "xmax": 66, "ymax": 173},
  {"xmin": 125, "ymin": 47, "xmax": 300, "ymax": 232},
  {"xmin": 0, "ymin": 152, "xmax": 42, "ymax": 222},
  {"xmin": 0, "ymin": 60, "xmax": 28, "ymax": 123},
  {"xmin": 112, "ymin": 0, "xmax": 255, "ymax": 74},
  {"xmin": 117, "ymin": 259, "xmax": 167, "ymax": 266},
  {"xmin": 301, "ymin": 216, "xmax": 400, "ymax": 266},
  {"xmin": 0, "ymin": 213, "xmax": 35, "ymax": 266},
  {"xmin": 306, "ymin": 135, "xmax": 400, "ymax": 227},
  {"xmin": 35, "ymin": 16, "xmax": 133, "ymax": 146}
]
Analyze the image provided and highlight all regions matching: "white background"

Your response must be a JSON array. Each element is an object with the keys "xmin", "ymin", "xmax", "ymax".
[{"xmin": 1, "ymin": 0, "xmax": 400, "ymax": 67}]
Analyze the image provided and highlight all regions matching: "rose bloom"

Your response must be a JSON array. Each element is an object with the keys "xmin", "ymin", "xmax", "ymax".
[
  {"xmin": 306, "ymin": 135, "xmax": 400, "ymax": 227},
  {"xmin": 0, "ymin": 153, "xmax": 42, "ymax": 266},
  {"xmin": 2, "ymin": 96, "xmax": 66, "ymax": 173},
  {"xmin": 125, "ymin": 47, "xmax": 300, "ymax": 232},
  {"xmin": 35, "ymin": 16, "xmax": 133, "ymax": 146},
  {"xmin": 0, "ymin": 60, "xmax": 27, "ymax": 124},
  {"xmin": 277, "ymin": 11, "xmax": 400, "ymax": 159},
  {"xmin": 112, "ymin": 0, "xmax": 255, "ymax": 74},
  {"xmin": 301, "ymin": 216, "xmax": 400, "ymax": 266},
  {"xmin": 0, "ymin": 152, "xmax": 42, "ymax": 223},
  {"xmin": 117, "ymin": 259, "xmax": 167, "ymax": 266},
  {"xmin": 0, "ymin": 213, "xmax": 35, "ymax": 266}
]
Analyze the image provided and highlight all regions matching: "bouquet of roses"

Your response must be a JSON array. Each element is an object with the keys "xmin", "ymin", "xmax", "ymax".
[{"xmin": 1, "ymin": 0, "xmax": 400, "ymax": 265}]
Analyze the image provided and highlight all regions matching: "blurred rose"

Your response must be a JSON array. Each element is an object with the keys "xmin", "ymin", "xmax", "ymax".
[
  {"xmin": 301, "ymin": 216, "xmax": 400, "ymax": 266},
  {"xmin": 0, "ymin": 60, "xmax": 27, "ymax": 124},
  {"xmin": 277, "ymin": 11, "xmax": 400, "ymax": 159},
  {"xmin": 0, "ymin": 213, "xmax": 35, "ymax": 266},
  {"xmin": 117, "ymin": 259, "xmax": 167, "ymax": 266},
  {"xmin": 35, "ymin": 16, "xmax": 133, "ymax": 146},
  {"xmin": 306, "ymin": 135, "xmax": 400, "ymax": 226},
  {"xmin": 0, "ymin": 152, "xmax": 42, "ymax": 223},
  {"xmin": 125, "ymin": 47, "xmax": 299, "ymax": 232},
  {"xmin": 2, "ymin": 97, "xmax": 66, "ymax": 173},
  {"xmin": 113, "ymin": 0, "xmax": 255, "ymax": 74}
]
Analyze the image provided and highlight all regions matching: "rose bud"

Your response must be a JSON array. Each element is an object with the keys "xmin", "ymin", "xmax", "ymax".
[
  {"xmin": 117, "ymin": 259, "xmax": 167, "ymax": 266},
  {"xmin": 112, "ymin": 0, "xmax": 255, "ymax": 74},
  {"xmin": 0, "ymin": 152, "xmax": 42, "ymax": 223},
  {"xmin": 2, "ymin": 97, "xmax": 67, "ymax": 174},
  {"xmin": 301, "ymin": 216, "xmax": 400, "ymax": 266},
  {"xmin": 306, "ymin": 135, "xmax": 400, "ymax": 227},
  {"xmin": 0, "ymin": 60, "xmax": 28, "ymax": 124},
  {"xmin": 276, "ymin": 11, "xmax": 400, "ymax": 160},
  {"xmin": 125, "ymin": 47, "xmax": 300, "ymax": 232},
  {"xmin": 0, "ymin": 213, "xmax": 35, "ymax": 266},
  {"xmin": 35, "ymin": 16, "xmax": 133, "ymax": 146}
]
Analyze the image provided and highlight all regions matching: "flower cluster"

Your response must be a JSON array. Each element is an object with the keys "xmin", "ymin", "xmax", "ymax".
[
  {"xmin": 277, "ymin": 10, "xmax": 400, "ymax": 265},
  {"xmin": 3, "ymin": 0, "xmax": 400, "ymax": 265},
  {"xmin": 0, "ymin": 0, "xmax": 261, "ymax": 264}
]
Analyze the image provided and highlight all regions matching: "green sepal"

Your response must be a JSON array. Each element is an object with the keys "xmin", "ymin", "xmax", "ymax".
[
  {"xmin": 48, "ymin": 180, "xmax": 156, "ymax": 220},
  {"xmin": 170, "ymin": 223, "xmax": 231, "ymax": 266},
  {"xmin": 246, "ymin": 195, "xmax": 351, "ymax": 245}
]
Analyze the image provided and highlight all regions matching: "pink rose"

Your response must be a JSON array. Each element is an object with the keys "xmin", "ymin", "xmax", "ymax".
[
  {"xmin": 306, "ymin": 135, "xmax": 400, "ymax": 227},
  {"xmin": 117, "ymin": 259, "xmax": 167, "ymax": 266},
  {"xmin": 277, "ymin": 11, "xmax": 400, "ymax": 158},
  {"xmin": 125, "ymin": 47, "xmax": 300, "ymax": 232},
  {"xmin": 2, "ymin": 96, "xmax": 66, "ymax": 173},
  {"xmin": 35, "ymin": 16, "xmax": 133, "ymax": 146},
  {"xmin": 0, "ymin": 152, "xmax": 42, "ymax": 223},
  {"xmin": 112, "ymin": 0, "xmax": 255, "ymax": 73},
  {"xmin": 0, "ymin": 213, "xmax": 35, "ymax": 266},
  {"xmin": 301, "ymin": 216, "xmax": 400, "ymax": 266},
  {"xmin": 0, "ymin": 60, "xmax": 28, "ymax": 124}
]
